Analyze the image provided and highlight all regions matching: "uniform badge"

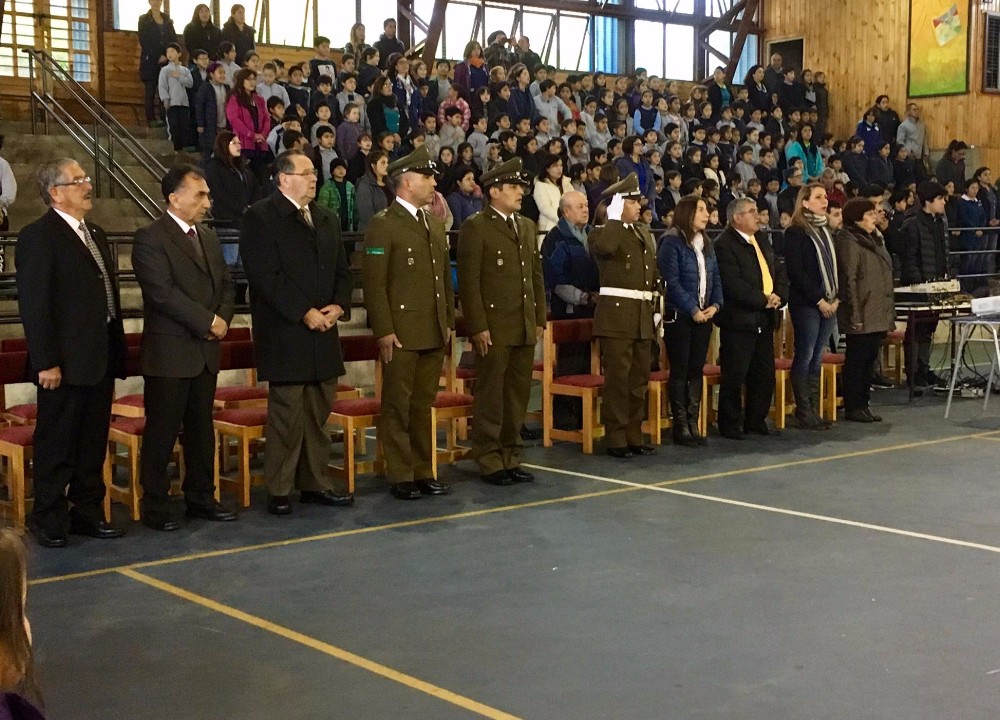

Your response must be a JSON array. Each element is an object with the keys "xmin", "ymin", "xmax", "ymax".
[
  {"xmin": 408, "ymin": 257, "xmax": 415, "ymax": 266},
  {"xmin": 497, "ymin": 258, "xmax": 504, "ymax": 266}
]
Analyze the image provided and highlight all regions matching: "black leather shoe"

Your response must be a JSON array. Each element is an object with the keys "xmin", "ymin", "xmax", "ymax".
[
  {"xmin": 719, "ymin": 429, "xmax": 745, "ymax": 440},
  {"xmin": 506, "ymin": 467, "xmax": 534, "ymax": 482},
  {"xmin": 864, "ymin": 408, "xmax": 883, "ymax": 422},
  {"xmin": 481, "ymin": 470, "xmax": 514, "ymax": 485},
  {"xmin": 267, "ymin": 495, "xmax": 293, "ymax": 515},
  {"xmin": 390, "ymin": 482, "xmax": 423, "ymax": 499},
  {"xmin": 142, "ymin": 514, "xmax": 181, "ymax": 531},
  {"xmin": 414, "ymin": 478, "xmax": 451, "ymax": 495},
  {"xmin": 607, "ymin": 446, "xmax": 634, "ymax": 459},
  {"xmin": 627, "ymin": 444, "xmax": 657, "ymax": 456},
  {"xmin": 744, "ymin": 424, "xmax": 780, "ymax": 437},
  {"xmin": 28, "ymin": 524, "xmax": 67, "ymax": 548},
  {"xmin": 519, "ymin": 426, "xmax": 542, "ymax": 441},
  {"xmin": 69, "ymin": 517, "xmax": 125, "ymax": 539},
  {"xmin": 299, "ymin": 489, "xmax": 354, "ymax": 506},
  {"xmin": 186, "ymin": 501, "xmax": 238, "ymax": 521},
  {"xmin": 844, "ymin": 409, "xmax": 874, "ymax": 423}
]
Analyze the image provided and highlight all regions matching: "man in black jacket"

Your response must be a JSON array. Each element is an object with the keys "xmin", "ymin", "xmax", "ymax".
[
  {"xmin": 714, "ymin": 197, "xmax": 788, "ymax": 438},
  {"xmin": 133, "ymin": 164, "xmax": 237, "ymax": 530},
  {"xmin": 17, "ymin": 159, "xmax": 127, "ymax": 547},
  {"xmin": 374, "ymin": 18, "xmax": 406, "ymax": 70},
  {"xmin": 900, "ymin": 180, "xmax": 949, "ymax": 389},
  {"xmin": 240, "ymin": 150, "xmax": 354, "ymax": 515}
]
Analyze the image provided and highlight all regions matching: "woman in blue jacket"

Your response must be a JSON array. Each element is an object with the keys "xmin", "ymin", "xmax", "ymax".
[
  {"xmin": 856, "ymin": 107, "xmax": 883, "ymax": 156},
  {"xmin": 657, "ymin": 195, "xmax": 723, "ymax": 447}
]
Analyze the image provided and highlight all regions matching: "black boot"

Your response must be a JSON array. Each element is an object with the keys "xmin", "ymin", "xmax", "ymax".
[
  {"xmin": 792, "ymin": 376, "xmax": 822, "ymax": 430},
  {"xmin": 687, "ymin": 379, "xmax": 708, "ymax": 445},
  {"xmin": 809, "ymin": 373, "xmax": 832, "ymax": 428},
  {"xmin": 669, "ymin": 384, "xmax": 698, "ymax": 447}
]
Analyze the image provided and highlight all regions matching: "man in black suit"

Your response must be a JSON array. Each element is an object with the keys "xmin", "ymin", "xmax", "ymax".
[
  {"xmin": 714, "ymin": 196, "xmax": 789, "ymax": 439},
  {"xmin": 16, "ymin": 158, "xmax": 127, "ymax": 547},
  {"xmin": 240, "ymin": 150, "xmax": 353, "ymax": 516},
  {"xmin": 132, "ymin": 164, "xmax": 237, "ymax": 530}
]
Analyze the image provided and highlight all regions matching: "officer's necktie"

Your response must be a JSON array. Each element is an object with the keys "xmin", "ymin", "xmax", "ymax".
[
  {"xmin": 507, "ymin": 215, "xmax": 518, "ymax": 240},
  {"xmin": 79, "ymin": 222, "xmax": 116, "ymax": 319}
]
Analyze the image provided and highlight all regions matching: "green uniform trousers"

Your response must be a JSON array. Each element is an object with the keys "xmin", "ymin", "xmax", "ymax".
[
  {"xmin": 380, "ymin": 346, "xmax": 445, "ymax": 483},
  {"xmin": 600, "ymin": 337, "xmax": 651, "ymax": 448},
  {"xmin": 471, "ymin": 343, "xmax": 535, "ymax": 474},
  {"xmin": 265, "ymin": 379, "xmax": 338, "ymax": 497}
]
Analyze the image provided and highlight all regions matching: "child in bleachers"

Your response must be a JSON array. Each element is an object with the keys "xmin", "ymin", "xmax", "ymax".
[
  {"xmin": 336, "ymin": 103, "xmax": 363, "ymax": 160},
  {"xmin": 587, "ymin": 114, "xmax": 611, "ymax": 151},
  {"xmin": 309, "ymin": 36, "xmax": 336, "ymax": 89},
  {"xmin": 158, "ymin": 43, "xmax": 194, "ymax": 151},
  {"xmin": 310, "ymin": 75, "xmax": 338, "ymax": 126},
  {"xmin": 467, "ymin": 115, "xmax": 490, "ymax": 170},
  {"xmin": 285, "ymin": 64, "xmax": 311, "ymax": 120},
  {"xmin": 256, "ymin": 62, "xmax": 290, "ymax": 108},
  {"xmin": 310, "ymin": 102, "xmax": 336, "ymax": 145},
  {"xmin": 313, "ymin": 126, "xmax": 339, "ymax": 182},
  {"xmin": 317, "ymin": 158, "xmax": 356, "ymax": 231},
  {"xmin": 218, "ymin": 41, "xmax": 239, "ymax": 85},
  {"xmin": 439, "ymin": 106, "xmax": 467, "ymax": 152}
]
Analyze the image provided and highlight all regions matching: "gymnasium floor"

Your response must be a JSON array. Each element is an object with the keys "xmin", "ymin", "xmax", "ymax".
[{"xmin": 27, "ymin": 388, "xmax": 1000, "ymax": 720}]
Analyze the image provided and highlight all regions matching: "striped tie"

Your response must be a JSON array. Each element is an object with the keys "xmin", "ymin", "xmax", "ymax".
[{"xmin": 79, "ymin": 222, "xmax": 116, "ymax": 319}]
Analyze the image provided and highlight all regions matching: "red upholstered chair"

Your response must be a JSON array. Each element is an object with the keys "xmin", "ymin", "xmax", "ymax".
[
  {"xmin": 643, "ymin": 337, "xmax": 673, "ymax": 444},
  {"xmin": 431, "ymin": 385, "xmax": 474, "ymax": 477},
  {"xmin": 882, "ymin": 328, "xmax": 905, "ymax": 385},
  {"xmin": 820, "ymin": 351, "xmax": 845, "ymax": 422},
  {"xmin": 213, "ymin": 407, "xmax": 267, "ymax": 507},
  {"xmin": 0, "ymin": 351, "xmax": 34, "ymax": 426},
  {"xmin": 0, "ymin": 425, "xmax": 36, "ymax": 528},
  {"xmin": 105, "ymin": 417, "xmax": 192, "ymax": 521},
  {"xmin": 111, "ymin": 344, "xmax": 145, "ymax": 418},
  {"xmin": 213, "ymin": 340, "xmax": 269, "ymax": 410},
  {"xmin": 327, "ymin": 334, "xmax": 384, "ymax": 492},
  {"xmin": 542, "ymin": 319, "xmax": 605, "ymax": 454},
  {"xmin": 0, "ymin": 339, "xmax": 27, "ymax": 352}
]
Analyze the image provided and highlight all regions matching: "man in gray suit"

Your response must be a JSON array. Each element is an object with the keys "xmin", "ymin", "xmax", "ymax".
[{"xmin": 132, "ymin": 164, "xmax": 237, "ymax": 530}]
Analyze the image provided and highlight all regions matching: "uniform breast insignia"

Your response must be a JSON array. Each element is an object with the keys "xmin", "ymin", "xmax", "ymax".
[
  {"xmin": 497, "ymin": 258, "xmax": 504, "ymax": 266},
  {"xmin": 366, "ymin": 247, "xmax": 385, "ymax": 255},
  {"xmin": 408, "ymin": 257, "xmax": 415, "ymax": 266}
]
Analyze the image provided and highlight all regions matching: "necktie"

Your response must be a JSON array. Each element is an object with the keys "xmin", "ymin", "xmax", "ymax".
[
  {"xmin": 185, "ymin": 227, "xmax": 205, "ymax": 262},
  {"xmin": 506, "ymin": 216, "xmax": 518, "ymax": 240},
  {"xmin": 748, "ymin": 235, "xmax": 774, "ymax": 296},
  {"xmin": 417, "ymin": 208, "xmax": 429, "ymax": 236},
  {"xmin": 79, "ymin": 222, "xmax": 116, "ymax": 319},
  {"xmin": 299, "ymin": 205, "xmax": 314, "ymax": 229}
]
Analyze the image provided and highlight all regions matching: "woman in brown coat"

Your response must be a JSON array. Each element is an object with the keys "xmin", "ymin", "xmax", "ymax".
[{"xmin": 834, "ymin": 197, "xmax": 897, "ymax": 422}]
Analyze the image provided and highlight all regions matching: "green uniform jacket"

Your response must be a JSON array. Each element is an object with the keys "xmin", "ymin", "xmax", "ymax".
[
  {"xmin": 590, "ymin": 220, "xmax": 659, "ymax": 340},
  {"xmin": 457, "ymin": 206, "xmax": 547, "ymax": 346},
  {"xmin": 362, "ymin": 201, "xmax": 455, "ymax": 351}
]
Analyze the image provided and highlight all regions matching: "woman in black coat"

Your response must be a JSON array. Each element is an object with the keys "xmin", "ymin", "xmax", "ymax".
[
  {"xmin": 743, "ymin": 65, "xmax": 772, "ymax": 113},
  {"xmin": 183, "ymin": 4, "xmax": 222, "ymax": 60},
  {"xmin": 137, "ymin": 0, "xmax": 177, "ymax": 125},
  {"xmin": 203, "ymin": 130, "xmax": 259, "ymax": 262}
]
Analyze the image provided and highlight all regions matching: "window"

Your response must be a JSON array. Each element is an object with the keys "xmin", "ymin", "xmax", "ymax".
[
  {"xmin": 483, "ymin": 3, "xmax": 516, "ymax": 46},
  {"xmin": 635, "ymin": 0, "xmax": 696, "ymax": 12},
  {"xmin": 442, "ymin": 1, "xmax": 478, "ymax": 61},
  {"xmin": 360, "ymin": 0, "xmax": 399, "ymax": 48},
  {"xmin": 663, "ymin": 24, "xmax": 693, "ymax": 80},
  {"xmin": 268, "ymin": 0, "xmax": 312, "ymax": 47},
  {"xmin": 593, "ymin": 15, "xmax": 619, "ymax": 74},
  {"xmin": 168, "ymin": 0, "xmax": 206, "ymax": 31},
  {"xmin": 986, "ymin": 14, "xmax": 1000, "ymax": 91},
  {"xmin": 520, "ymin": 11, "xmax": 553, "ymax": 65},
  {"xmin": 557, "ymin": 13, "xmax": 591, "ymax": 72},
  {"xmin": 634, "ymin": 20, "xmax": 664, "ymax": 77},
  {"xmin": 2, "ymin": 0, "xmax": 91, "ymax": 81}
]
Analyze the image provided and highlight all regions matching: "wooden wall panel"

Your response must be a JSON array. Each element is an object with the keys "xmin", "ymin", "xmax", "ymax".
[{"xmin": 763, "ymin": 0, "xmax": 1000, "ymax": 167}]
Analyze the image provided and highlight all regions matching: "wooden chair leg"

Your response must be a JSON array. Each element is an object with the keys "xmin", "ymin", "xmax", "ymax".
[
  {"xmin": 9, "ymin": 450, "xmax": 24, "ymax": 529},
  {"xmin": 213, "ymin": 429, "xmax": 221, "ymax": 503},
  {"xmin": 774, "ymin": 373, "xmax": 786, "ymax": 430},
  {"xmin": 430, "ymin": 408, "xmax": 439, "ymax": 479},
  {"xmin": 582, "ymin": 393, "xmax": 594, "ymax": 455},
  {"xmin": 342, "ymin": 420, "xmax": 356, "ymax": 495},
  {"xmin": 647, "ymin": 385, "xmax": 660, "ymax": 445},
  {"xmin": 543, "ymin": 388, "xmax": 554, "ymax": 447},
  {"xmin": 128, "ymin": 437, "xmax": 141, "ymax": 521},
  {"xmin": 102, "ymin": 451, "xmax": 112, "ymax": 523},
  {"xmin": 699, "ymin": 379, "xmax": 709, "ymax": 438},
  {"xmin": 239, "ymin": 432, "xmax": 251, "ymax": 508}
]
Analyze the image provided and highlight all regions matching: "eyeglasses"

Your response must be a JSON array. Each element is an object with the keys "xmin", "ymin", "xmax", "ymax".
[
  {"xmin": 281, "ymin": 169, "xmax": 319, "ymax": 177},
  {"xmin": 52, "ymin": 176, "xmax": 91, "ymax": 187},
  {"xmin": 229, "ymin": 139, "xmax": 241, "ymax": 145}
]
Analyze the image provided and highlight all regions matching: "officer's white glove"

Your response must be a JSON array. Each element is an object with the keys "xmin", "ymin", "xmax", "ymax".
[{"xmin": 607, "ymin": 193, "xmax": 625, "ymax": 222}]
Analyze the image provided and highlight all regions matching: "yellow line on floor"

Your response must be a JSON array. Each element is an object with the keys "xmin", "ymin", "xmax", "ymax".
[
  {"xmin": 29, "ymin": 487, "xmax": 636, "ymax": 586},
  {"xmin": 971, "ymin": 435, "xmax": 1000, "ymax": 443},
  {"xmin": 524, "ymin": 429, "xmax": 1000, "ymax": 490},
  {"xmin": 118, "ymin": 568, "xmax": 524, "ymax": 720}
]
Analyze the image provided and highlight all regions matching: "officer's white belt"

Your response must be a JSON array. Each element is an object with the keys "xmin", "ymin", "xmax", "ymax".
[{"xmin": 600, "ymin": 287, "xmax": 653, "ymax": 301}]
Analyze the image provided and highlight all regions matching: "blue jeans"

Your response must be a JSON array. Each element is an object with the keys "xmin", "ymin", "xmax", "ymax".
[{"xmin": 790, "ymin": 304, "xmax": 837, "ymax": 378}]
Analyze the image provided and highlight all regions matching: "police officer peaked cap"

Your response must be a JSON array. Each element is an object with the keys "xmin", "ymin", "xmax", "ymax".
[
  {"xmin": 601, "ymin": 172, "xmax": 644, "ymax": 199},
  {"xmin": 387, "ymin": 145, "xmax": 438, "ymax": 178},
  {"xmin": 479, "ymin": 157, "xmax": 533, "ymax": 189}
]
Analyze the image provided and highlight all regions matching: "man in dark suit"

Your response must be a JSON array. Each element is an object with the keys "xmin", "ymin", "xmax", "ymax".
[
  {"xmin": 240, "ymin": 149, "xmax": 354, "ymax": 516},
  {"xmin": 132, "ymin": 164, "xmax": 237, "ymax": 530},
  {"xmin": 16, "ymin": 158, "xmax": 127, "ymax": 547},
  {"xmin": 714, "ymin": 196, "xmax": 789, "ymax": 439},
  {"xmin": 362, "ymin": 145, "xmax": 454, "ymax": 500}
]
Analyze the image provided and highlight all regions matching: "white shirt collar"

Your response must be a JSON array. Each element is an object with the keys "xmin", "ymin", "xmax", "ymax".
[
  {"xmin": 491, "ymin": 206, "xmax": 510, "ymax": 222},
  {"xmin": 52, "ymin": 208, "xmax": 86, "ymax": 238},
  {"xmin": 735, "ymin": 227, "xmax": 755, "ymax": 243},
  {"xmin": 280, "ymin": 192, "xmax": 303, "ymax": 211},
  {"xmin": 167, "ymin": 210, "xmax": 196, "ymax": 236},
  {"xmin": 395, "ymin": 196, "xmax": 421, "ymax": 220}
]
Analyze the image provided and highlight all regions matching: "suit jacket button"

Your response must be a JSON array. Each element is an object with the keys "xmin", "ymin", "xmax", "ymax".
[{"xmin": 400, "ymin": 304, "xmax": 405, "ymax": 309}]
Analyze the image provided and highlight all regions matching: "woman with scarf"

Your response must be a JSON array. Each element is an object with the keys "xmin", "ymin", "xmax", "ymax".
[
  {"xmin": 834, "ymin": 197, "xmax": 895, "ymax": 422},
  {"xmin": 783, "ymin": 183, "xmax": 839, "ymax": 429},
  {"xmin": 387, "ymin": 53, "xmax": 420, "ymax": 133},
  {"xmin": 453, "ymin": 41, "xmax": 489, "ymax": 93},
  {"xmin": 366, "ymin": 76, "xmax": 405, "ymax": 142}
]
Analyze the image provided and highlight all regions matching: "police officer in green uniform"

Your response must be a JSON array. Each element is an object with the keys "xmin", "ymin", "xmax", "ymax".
[
  {"xmin": 457, "ymin": 158, "xmax": 547, "ymax": 485},
  {"xmin": 362, "ymin": 145, "xmax": 455, "ymax": 500},
  {"xmin": 590, "ymin": 172, "xmax": 659, "ymax": 458}
]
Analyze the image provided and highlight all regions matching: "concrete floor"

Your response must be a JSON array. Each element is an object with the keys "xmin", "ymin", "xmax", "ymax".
[{"xmin": 26, "ymin": 388, "xmax": 1000, "ymax": 720}]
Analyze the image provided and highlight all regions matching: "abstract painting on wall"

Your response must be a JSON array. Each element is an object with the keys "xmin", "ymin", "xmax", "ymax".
[{"xmin": 908, "ymin": 0, "xmax": 970, "ymax": 97}]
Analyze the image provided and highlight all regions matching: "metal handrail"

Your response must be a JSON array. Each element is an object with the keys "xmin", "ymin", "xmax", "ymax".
[
  {"xmin": 22, "ymin": 49, "xmax": 165, "ymax": 220},
  {"xmin": 23, "ymin": 48, "xmax": 167, "ymax": 178}
]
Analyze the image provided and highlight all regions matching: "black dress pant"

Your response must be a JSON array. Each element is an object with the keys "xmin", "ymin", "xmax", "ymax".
[
  {"xmin": 663, "ymin": 314, "xmax": 712, "ymax": 396},
  {"xmin": 166, "ymin": 105, "xmax": 191, "ymax": 151},
  {"xmin": 139, "ymin": 368, "xmax": 218, "ymax": 512},
  {"xmin": 143, "ymin": 80, "xmax": 160, "ymax": 123},
  {"xmin": 844, "ymin": 332, "xmax": 886, "ymax": 412},
  {"xmin": 31, "ymin": 372, "xmax": 114, "ymax": 533},
  {"xmin": 718, "ymin": 325, "xmax": 776, "ymax": 433}
]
